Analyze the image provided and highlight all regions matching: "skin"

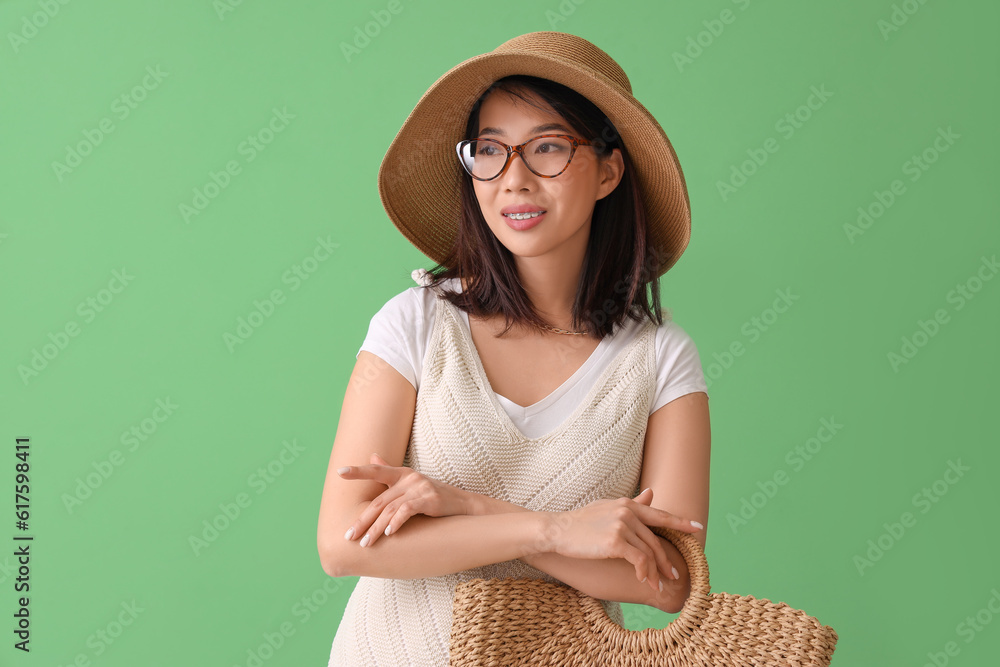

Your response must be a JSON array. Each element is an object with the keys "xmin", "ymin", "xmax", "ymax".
[{"xmin": 317, "ymin": 87, "xmax": 711, "ymax": 613}]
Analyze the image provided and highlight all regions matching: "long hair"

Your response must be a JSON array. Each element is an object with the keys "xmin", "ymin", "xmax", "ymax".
[{"xmin": 423, "ymin": 74, "xmax": 666, "ymax": 339}]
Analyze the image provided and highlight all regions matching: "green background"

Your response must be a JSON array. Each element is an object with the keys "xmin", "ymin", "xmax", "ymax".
[{"xmin": 2, "ymin": 0, "xmax": 997, "ymax": 665}]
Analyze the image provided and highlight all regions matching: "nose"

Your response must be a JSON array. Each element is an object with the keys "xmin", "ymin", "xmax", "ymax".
[{"xmin": 498, "ymin": 149, "xmax": 536, "ymax": 190}]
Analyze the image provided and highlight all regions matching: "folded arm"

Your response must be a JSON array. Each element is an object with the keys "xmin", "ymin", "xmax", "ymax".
[{"xmin": 467, "ymin": 492, "xmax": 690, "ymax": 613}]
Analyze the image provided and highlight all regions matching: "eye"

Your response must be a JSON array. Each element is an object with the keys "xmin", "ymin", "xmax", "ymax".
[
  {"xmin": 532, "ymin": 141, "xmax": 567, "ymax": 154},
  {"xmin": 476, "ymin": 143, "xmax": 501, "ymax": 156}
]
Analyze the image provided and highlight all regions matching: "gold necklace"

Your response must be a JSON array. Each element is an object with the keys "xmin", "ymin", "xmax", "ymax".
[{"xmin": 537, "ymin": 322, "xmax": 588, "ymax": 336}]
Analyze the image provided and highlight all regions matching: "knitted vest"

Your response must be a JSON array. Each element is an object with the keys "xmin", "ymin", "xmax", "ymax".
[{"xmin": 328, "ymin": 280, "xmax": 659, "ymax": 667}]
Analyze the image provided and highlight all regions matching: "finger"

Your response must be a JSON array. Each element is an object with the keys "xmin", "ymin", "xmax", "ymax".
[
  {"xmin": 628, "ymin": 490, "xmax": 702, "ymax": 533},
  {"xmin": 384, "ymin": 499, "xmax": 418, "ymax": 538},
  {"xmin": 634, "ymin": 504, "xmax": 703, "ymax": 533},
  {"xmin": 633, "ymin": 488, "xmax": 652, "ymax": 503},
  {"xmin": 346, "ymin": 487, "xmax": 405, "ymax": 543},
  {"xmin": 362, "ymin": 497, "xmax": 410, "ymax": 548},
  {"xmin": 627, "ymin": 514, "xmax": 676, "ymax": 581},
  {"xmin": 620, "ymin": 536, "xmax": 660, "ymax": 593},
  {"xmin": 338, "ymin": 463, "xmax": 399, "ymax": 485},
  {"xmin": 370, "ymin": 453, "xmax": 390, "ymax": 465}
]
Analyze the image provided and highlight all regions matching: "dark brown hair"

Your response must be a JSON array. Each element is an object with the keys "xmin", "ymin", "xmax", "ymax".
[{"xmin": 422, "ymin": 74, "xmax": 666, "ymax": 339}]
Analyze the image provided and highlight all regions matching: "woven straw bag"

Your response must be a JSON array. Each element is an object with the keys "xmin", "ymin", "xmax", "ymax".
[{"xmin": 449, "ymin": 525, "xmax": 838, "ymax": 666}]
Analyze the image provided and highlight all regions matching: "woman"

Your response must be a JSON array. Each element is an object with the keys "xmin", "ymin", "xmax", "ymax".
[{"xmin": 317, "ymin": 31, "xmax": 711, "ymax": 666}]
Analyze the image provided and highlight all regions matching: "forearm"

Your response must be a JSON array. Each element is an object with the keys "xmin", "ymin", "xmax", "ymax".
[
  {"xmin": 321, "ymin": 501, "xmax": 548, "ymax": 579},
  {"xmin": 468, "ymin": 493, "xmax": 691, "ymax": 613}
]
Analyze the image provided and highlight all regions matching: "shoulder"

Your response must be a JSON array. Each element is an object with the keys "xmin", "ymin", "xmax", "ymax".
[
  {"xmin": 655, "ymin": 311, "xmax": 699, "ymax": 348},
  {"xmin": 649, "ymin": 311, "xmax": 709, "ymax": 403},
  {"xmin": 621, "ymin": 308, "xmax": 700, "ymax": 351},
  {"xmin": 652, "ymin": 312, "xmax": 705, "ymax": 370},
  {"xmin": 371, "ymin": 277, "xmax": 456, "ymax": 322}
]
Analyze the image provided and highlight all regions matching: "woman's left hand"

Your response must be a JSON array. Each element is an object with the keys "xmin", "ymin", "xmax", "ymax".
[{"xmin": 338, "ymin": 453, "xmax": 476, "ymax": 548}]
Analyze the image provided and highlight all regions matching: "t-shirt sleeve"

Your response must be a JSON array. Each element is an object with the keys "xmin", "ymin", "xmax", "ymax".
[
  {"xmin": 355, "ymin": 287, "xmax": 431, "ymax": 391},
  {"xmin": 650, "ymin": 320, "xmax": 709, "ymax": 414}
]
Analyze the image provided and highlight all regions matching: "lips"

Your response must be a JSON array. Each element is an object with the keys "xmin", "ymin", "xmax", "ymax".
[{"xmin": 502, "ymin": 210, "xmax": 546, "ymax": 231}]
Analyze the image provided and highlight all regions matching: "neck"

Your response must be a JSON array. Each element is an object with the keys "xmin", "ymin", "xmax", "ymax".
[{"xmin": 514, "ymin": 243, "xmax": 587, "ymax": 331}]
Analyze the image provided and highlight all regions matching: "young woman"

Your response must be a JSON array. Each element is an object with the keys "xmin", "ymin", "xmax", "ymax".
[{"xmin": 317, "ymin": 32, "xmax": 711, "ymax": 666}]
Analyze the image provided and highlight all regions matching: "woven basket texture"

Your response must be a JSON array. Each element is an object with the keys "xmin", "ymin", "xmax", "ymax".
[{"xmin": 449, "ymin": 526, "xmax": 838, "ymax": 666}]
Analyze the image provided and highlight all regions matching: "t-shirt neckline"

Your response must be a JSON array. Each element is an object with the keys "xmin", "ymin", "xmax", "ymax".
[{"xmin": 443, "ymin": 276, "xmax": 617, "ymax": 417}]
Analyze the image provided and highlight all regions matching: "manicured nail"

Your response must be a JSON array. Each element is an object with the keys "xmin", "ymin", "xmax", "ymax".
[
  {"xmin": 337, "ymin": 467, "xmax": 350, "ymax": 475},
  {"xmin": 344, "ymin": 527, "xmax": 354, "ymax": 540},
  {"xmin": 690, "ymin": 520, "xmax": 703, "ymax": 530},
  {"xmin": 671, "ymin": 566, "xmax": 679, "ymax": 580},
  {"xmin": 384, "ymin": 525, "xmax": 392, "ymax": 536},
  {"xmin": 658, "ymin": 579, "xmax": 664, "ymax": 592},
  {"xmin": 360, "ymin": 533, "xmax": 370, "ymax": 548}
]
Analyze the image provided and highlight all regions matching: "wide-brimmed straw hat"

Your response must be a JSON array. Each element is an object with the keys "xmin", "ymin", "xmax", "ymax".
[{"xmin": 377, "ymin": 31, "xmax": 692, "ymax": 279}]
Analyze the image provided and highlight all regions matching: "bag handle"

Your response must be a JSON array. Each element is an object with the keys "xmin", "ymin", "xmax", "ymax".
[{"xmin": 581, "ymin": 525, "xmax": 713, "ymax": 645}]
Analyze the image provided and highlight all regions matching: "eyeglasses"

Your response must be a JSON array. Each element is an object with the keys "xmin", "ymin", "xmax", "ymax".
[{"xmin": 456, "ymin": 134, "xmax": 594, "ymax": 181}]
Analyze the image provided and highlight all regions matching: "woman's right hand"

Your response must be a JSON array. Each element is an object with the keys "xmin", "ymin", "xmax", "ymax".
[{"xmin": 539, "ymin": 488, "xmax": 700, "ymax": 593}]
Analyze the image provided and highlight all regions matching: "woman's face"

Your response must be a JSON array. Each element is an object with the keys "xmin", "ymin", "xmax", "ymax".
[{"xmin": 471, "ymin": 89, "xmax": 623, "ymax": 267}]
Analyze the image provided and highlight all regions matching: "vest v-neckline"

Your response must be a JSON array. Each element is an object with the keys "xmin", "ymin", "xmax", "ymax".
[
  {"xmin": 440, "ymin": 297, "xmax": 652, "ymax": 443},
  {"xmin": 458, "ymin": 308, "xmax": 608, "ymax": 415}
]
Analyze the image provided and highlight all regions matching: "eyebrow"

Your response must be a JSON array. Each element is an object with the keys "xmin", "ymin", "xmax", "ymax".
[{"xmin": 478, "ymin": 122, "xmax": 572, "ymax": 137}]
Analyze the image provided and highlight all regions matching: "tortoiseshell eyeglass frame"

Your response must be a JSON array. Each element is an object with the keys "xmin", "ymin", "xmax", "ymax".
[{"xmin": 455, "ymin": 134, "xmax": 595, "ymax": 181}]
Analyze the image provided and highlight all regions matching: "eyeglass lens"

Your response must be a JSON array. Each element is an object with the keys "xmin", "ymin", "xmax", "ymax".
[{"xmin": 459, "ymin": 137, "xmax": 573, "ymax": 179}]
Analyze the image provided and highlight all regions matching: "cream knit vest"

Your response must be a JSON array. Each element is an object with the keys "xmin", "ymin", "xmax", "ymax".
[{"xmin": 329, "ymin": 281, "xmax": 659, "ymax": 667}]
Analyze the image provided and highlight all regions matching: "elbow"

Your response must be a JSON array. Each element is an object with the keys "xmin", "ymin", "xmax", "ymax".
[
  {"xmin": 660, "ymin": 574, "xmax": 692, "ymax": 614},
  {"xmin": 318, "ymin": 538, "xmax": 354, "ymax": 579}
]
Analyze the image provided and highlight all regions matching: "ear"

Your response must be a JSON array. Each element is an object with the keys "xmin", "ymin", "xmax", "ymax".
[{"xmin": 596, "ymin": 148, "xmax": 625, "ymax": 201}]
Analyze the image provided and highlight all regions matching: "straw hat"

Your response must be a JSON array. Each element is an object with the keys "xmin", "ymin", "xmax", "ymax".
[{"xmin": 377, "ymin": 31, "xmax": 692, "ymax": 279}]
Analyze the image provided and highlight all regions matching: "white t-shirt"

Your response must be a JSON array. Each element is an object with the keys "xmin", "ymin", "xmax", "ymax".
[{"xmin": 357, "ymin": 278, "xmax": 709, "ymax": 439}]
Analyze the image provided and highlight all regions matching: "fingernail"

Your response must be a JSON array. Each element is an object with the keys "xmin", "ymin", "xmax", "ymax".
[
  {"xmin": 641, "ymin": 576, "xmax": 647, "ymax": 584},
  {"xmin": 344, "ymin": 527, "xmax": 354, "ymax": 540},
  {"xmin": 690, "ymin": 520, "xmax": 703, "ymax": 530},
  {"xmin": 384, "ymin": 525, "xmax": 392, "ymax": 536},
  {"xmin": 658, "ymin": 578, "xmax": 664, "ymax": 592},
  {"xmin": 360, "ymin": 533, "xmax": 370, "ymax": 548},
  {"xmin": 671, "ymin": 566, "xmax": 679, "ymax": 579},
  {"xmin": 337, "ymin": 467, "xmax": 350, "ymax": 474}
]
